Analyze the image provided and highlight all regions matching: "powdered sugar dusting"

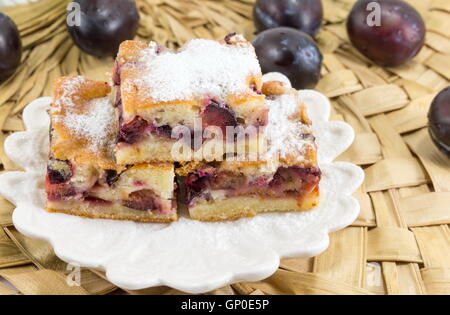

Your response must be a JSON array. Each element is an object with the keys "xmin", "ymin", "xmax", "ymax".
[
  {"xmin": 63, "ymin": 97, "xmax": 115, "ymax": 151},
  {"xmin": 52, "ymin": 76, "xmax": 85, "ymax": 113},
  {"xmin": 53, "ymin": 76, "xmax": 115, "ymax": 152},
  {"xmin": 131, "ymin": 38, "xmax": 261, "ymax": 102},
  {"xmin": 264, "ymin": 93, "xmax": 314, "ymax": 162}
]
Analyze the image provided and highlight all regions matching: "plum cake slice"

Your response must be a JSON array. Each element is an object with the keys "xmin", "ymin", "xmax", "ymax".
[
  {"xmin": 113, "ymin": 33, "xmax": 268, "ymax": 164},
  {"xmin": 179, "ymin": 82, "xmax": 321, "ymax": 221},
  {"xmin": 46, "ymin": 76, "xmax": 177, "ymax": 223}
]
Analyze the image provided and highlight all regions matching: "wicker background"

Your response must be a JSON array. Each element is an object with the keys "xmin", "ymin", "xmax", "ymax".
[{"xmin": 0, "ymin": 0, "xmax": 449, "ymax": 295}]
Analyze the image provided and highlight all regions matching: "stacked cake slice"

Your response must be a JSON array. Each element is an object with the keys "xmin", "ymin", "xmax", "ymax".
[
  {"xmin": 46, "ymin": 77, "xmax": 177, "ymax": 222},
  {"xmin": 180, "ymin": 82, "xmax": 321, "ymax": 221},
  {"xmin": 45, "ymin": 34, "xmax": 321, "ymax": 223},
  {"xmin": 113, "ymin": 34, "xmax": 268, "ymax": 163}
]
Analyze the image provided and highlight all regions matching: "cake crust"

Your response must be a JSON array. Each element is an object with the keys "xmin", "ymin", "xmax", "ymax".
[
  {"xmin": 189, "ymin": 187, "xmax": 319, "ymax": 222},
  {"xmin": 47, "ymin": 202, "xmax": 177, "ymax": 223}
]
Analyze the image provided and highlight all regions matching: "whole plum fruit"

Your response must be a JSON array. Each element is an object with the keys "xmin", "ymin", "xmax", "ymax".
[
  {"xmin": 347, "ymin": 0, "xmax": 425, "ymax": 67},
  {"xmin": 0, "ymin": 13, "xmax": 22, "ymax": 83},
  {"xmin": 67, "ymin": 0, "xmax": 139, "ymax": 57},
  {"xmin": 253, "ymin": 0, "xmax": 323, "ymax": 37},
  {"xmin": 253, "ymin": 27, "xmax": 322, "ymax": 89},
  {"xmin": 428, "ymin": 87, "xmax": 450, "ymax": 157}
]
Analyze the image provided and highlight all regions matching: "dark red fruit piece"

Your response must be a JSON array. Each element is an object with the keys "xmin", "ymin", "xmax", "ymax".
[
  {"xmin": 67, "ymin": 0, "xmax": 139, "ymax": 57},
  {"xmin": 45, "ymin": 179, "xmax": 78, "ymax": 201},
  {"xmin": 253, "ymin": 27, "xmax": 322, "ymax": 89},
  {"xmin": 250, "ymin": 84, "xmax": 262, "ymax": 95},
  {"xmin": 185, "ymin": 170, "xmax": 216, "ymax": 203},
  {"xmin": 201, "ymin": 100, "xmax": 238, "ymax": 132},
  {"xmin": 347, "ymin": 0, "xmax": 425, "ymax": 67},
  {"xmin": 428, "ymin": 87, "xmax": 450, "ymax": 157},
  {"xmin": 47, "ymin": 159, "xmax": 73, "ymax": 184},
  {"xmin": 105, "ymin": 170, "xmax": 120, "ymax": 186},
  {"xmin": 0, "ymin": 13, "xmax": 22, "ymax": 83},
  {"xmin": 122, "ymin": 189, "xmax": 157, "ymax": 211},
  {"xmin": 210, "ymin": 171, "xmax": 246, "ymax": 190},
  {"xmin": 118, "ymin": 116, "xmax": 149, "ymax": 144},
  {"xmin": 224, "ymin": 32, "xmax": 237, "ymax": 44},
  {"xmin": 112, "ymin": 61, "xmax": 121, "ymax": 86},
  {"xmin": 292, "ymin": 166, "xmax": 321, "ymax": 180},
  {"xmin": 249, "ymin": 177, "xmax": 270, "ymax": 187},
  {"xmin": 253, "ymin": 0, "xmax": 323, "ymax": 37},
  {"xmin": 155, "ymin": 125, "xmax": 173, "ymax": 138},
  {"xmin": 46, "ymin": 187, "xmax": 78, "ymax": 201},
  {"xmin": 185, "ymin": 172, "xmax": 211, "ymax": 191},
  {"xmin": 269, "ymin": 166, "xmax": 321, "ymax": 192},
  {"xmin": 114, "ymin": 87, "xmax": 122, "ymax": 108}
]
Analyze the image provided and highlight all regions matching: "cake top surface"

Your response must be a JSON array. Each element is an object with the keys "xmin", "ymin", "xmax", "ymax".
[
  {"xmin": 64, "ymin": 96, "xmax": 114, "ymax": 148},
  {"xmin": 119, "ymin": 34, "xmax": 262, "ymax": 104},
  {"xmin": 262, "ymin": 90, "xmax": 316, "ymax": 165},
  {"xmin": 51, "ymin": 76, "xmax": 118, "ymax": 169}
]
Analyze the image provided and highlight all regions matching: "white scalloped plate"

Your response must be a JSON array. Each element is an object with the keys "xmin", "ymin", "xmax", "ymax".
[{"xmin": 0, "ymin": 73, "xmax": 364, "ymax": 293}]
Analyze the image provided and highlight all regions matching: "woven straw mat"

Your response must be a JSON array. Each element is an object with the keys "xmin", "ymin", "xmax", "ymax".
[{"xmin": 0, "ymin": 0, "xmax": 449, "ymax": 295}]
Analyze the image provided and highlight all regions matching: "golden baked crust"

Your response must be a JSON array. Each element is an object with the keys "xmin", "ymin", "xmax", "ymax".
[
  {"xmin": 176, "ymin": 162, "xmax": 207, "ymax": 177},
  {"xmin": 115, "ymin": 36, "xmax": 264, "ymax": 113},
  {"xmin": 115, "ymin": 40, "xmax": 148, "ymax": 64},
  {"xmin": 47, "ymin": 203, "xmax": 177, "ymax": 223},
  {"xmin": 189, "ymin": 187, "xmax": 319, "ymax": 222},
  {"xmin": 262, "ymin": 80, "xmax": 289, "ymax": 96},
  {"xmin": 51, "ymin": 76, "xmax": 119, "ymax": 171}
]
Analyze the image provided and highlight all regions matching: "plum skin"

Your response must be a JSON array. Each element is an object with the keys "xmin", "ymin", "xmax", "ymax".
[
  {"xmin": 0, "ymin": 13, "xmax": 22, "ymax": 83},
  {"xmin": 346, "ymin": 0, "xmax": 425, "ymax": 67},
  {"xmin": 253, "ymin": 0, "xmax": 323, "ymax": 37},
  {"xmin": 67, "ymin": 0, "xmax": 139, "ymax": 57},
  {"xmin": 253, "ymin": 27, "xmax": 323, "ymax": 90},
  {"xmin": 428, "ymin": 87, "xmax": 450, "ymax": 157}
]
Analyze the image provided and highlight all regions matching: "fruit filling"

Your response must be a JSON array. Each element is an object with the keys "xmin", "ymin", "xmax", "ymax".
[
  {"xmin": 185, "ymin": 165, "xmax": 321, "ymax": 206},
  {"xmin": 45, "ymin": 159, "xmax": 169, "ymax": 214},
  {"xmin": 118, "ymin": 116, "xmax": 151, "ymax": 144},
  {"xmin": 116, "ymin": 97, "xmax": 267, "ymax": 147},
  {"xmin": 201, "ymin": 100, "xmax": 238, "ymax": 133},
  {"xmin": 122, "ymin": 189, "xmax": 161, "ymax": 211}
]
